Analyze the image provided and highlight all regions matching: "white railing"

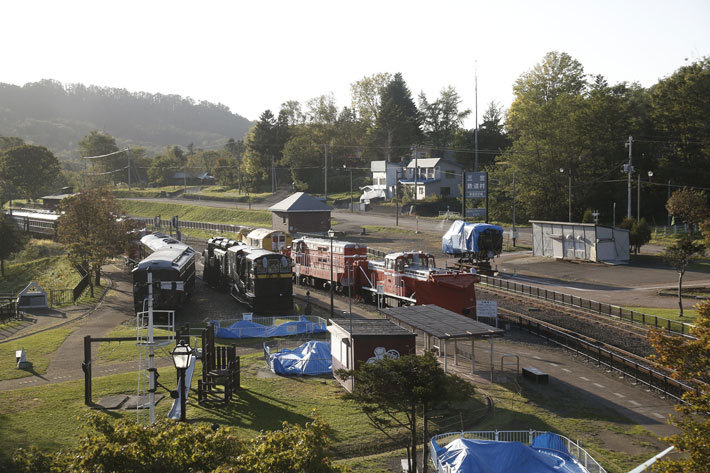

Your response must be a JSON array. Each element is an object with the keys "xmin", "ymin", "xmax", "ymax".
[{"xmin": 429, "ymin": 430, "xmax": 607, "ymax": 473}]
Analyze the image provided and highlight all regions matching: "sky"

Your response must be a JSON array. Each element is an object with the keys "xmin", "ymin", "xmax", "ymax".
[{"xmin": 2, "ymin": 0, "xmax": 709, "ymax": 129}]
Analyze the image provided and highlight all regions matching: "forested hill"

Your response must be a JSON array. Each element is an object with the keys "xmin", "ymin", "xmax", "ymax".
[{"xmin": 0, "ymin": 79, "xmax": 253, "ymax": 160}]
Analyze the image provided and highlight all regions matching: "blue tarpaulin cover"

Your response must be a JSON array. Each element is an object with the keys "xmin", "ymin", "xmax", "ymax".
[
  {"xmin": 214, "ymin": 316, "xmax": 327, "ymax": 339},
  {"xmin": 265, "ymin": 341, "xmax": 332, "ymax": 376},
  {"xmin": 431, "ymin": 437, "xmax": 590, "ymax": 473},
  {"xmin": 442, "ymin": 220, "xmax": 504, "ymax": 254}
]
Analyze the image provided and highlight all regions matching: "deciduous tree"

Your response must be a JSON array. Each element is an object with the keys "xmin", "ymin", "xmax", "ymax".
[
  {"xmin": 350, "ymin": 73, "xmax": 392, "ymax": 127},
  {"xmin": 0, "ymin": 214, "xmax": 26, "ymax": 276},
  {"xmin": 666, "ymin": 187, "xmax": 708, "ymax": 228},
  {"xmin": 79, "ymin": 130, "xmax": 124, "ymax": 185},
  {"xmin": 419, "ymin": 86, "xmax": 471, "ymax": 157},
  {"xmin": 661, "ymin": 234, "xmax": 705, "ymax": 317},
  {"xmin": 648, "ymin": 299, "xmax": 710, "ymax": 473},
  {"xmin": 338, "ymin": 352, "xmax": 474, "ymax": 473},
  {"xmin": 57, "ymin": 188, "xmax": 136, "ymax": 290},
  {"xmin": 0, "ymin": 144, "xmax": 61, "ymax": 201}
]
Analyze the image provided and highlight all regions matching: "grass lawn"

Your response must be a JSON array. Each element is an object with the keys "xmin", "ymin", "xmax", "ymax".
[
  {"xmin": 0, "ymin": 240, "xmax": 83, "ymax": 294},
  {"xmin": 187, "ymin": 186, "xmax": 271, "ymax": 202},
  {"xmin": 119, "ymin": 200, "xmax": 272, "ymax": 227},
  {"xmin": 96, "ymin": 326, "xmax": 175, "ymax": 363},
  {"xmin": 112, "ymin": 186, "xmax": 183, "ymax": 198},
  {"xmin": 624, "ymin": 306, "xmax": 698, "ymax": 322},
  {"xmin": 0, "ymin": 327, "xmax": 74, "ymax": 380}
]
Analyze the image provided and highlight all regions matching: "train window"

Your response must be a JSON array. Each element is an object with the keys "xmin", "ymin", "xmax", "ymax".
[
  {"xmin": 268, "ymin": 258, "xmax": 280, "ymax": 273},
  {"xmin": 396, "ymin": 259, "xmax": 404, "ymax": 272},
  {"xmin": 281, "ymin": 257, "xmax": 289, "ymax": 268}
]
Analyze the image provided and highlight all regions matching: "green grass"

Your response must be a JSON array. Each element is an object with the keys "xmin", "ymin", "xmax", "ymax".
[
  {"xmin": 186, "ymin": 186, "xmax": 271, "ymax": 202},
  {"xmin": 0, "ymin": 240, "xmax": 83, "ymax": 294},
  {"xmin": 119, "ymin": 200, "xmax": 272, "ymax": 227},
  {"xmin": 96, "ymin": 326, "xmax": 175, "ymax": 363},
  {"xmin": 363, "ymin": 225, "xmax": 414, "ymax": 235},
  {"xmin": 112, "ymin": 186, "xmax": 183, "ymax": 198},
  {"xmin": 0, "ymin": 327, "xmax": 74, "ymax": 380},
  {"xmin": 624, "ymin": 306, "xmax": 698, "ymax": 322}
]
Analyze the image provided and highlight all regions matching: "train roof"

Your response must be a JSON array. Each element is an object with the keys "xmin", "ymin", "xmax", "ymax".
[
  {"xmin": 227, "ymin": 244, "xmax": 284, "ymax": 261},
  {"xmin": 141, "ymin": 232, "xmax": 188, "ymax": 252},
  {"xmin": 246, "ymin": 228, "xmax": 289, "ymax": 240},
  {"xmin": 294, "ymin": 236, "xmax": 366, "ymax": 250},
  {"xmin": 385, "ymin": 251, "xmax": 432, "ymax": 259},
  {"xmin": 3, "ymin": 209, "xmax": 61, "ymax": 221},
  {"xmin": 134, "ymin": 246, "xmax": 195, "ymax": 272}
]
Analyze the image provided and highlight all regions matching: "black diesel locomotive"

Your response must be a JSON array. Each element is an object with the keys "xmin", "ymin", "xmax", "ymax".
[
  {"xmin": 132, "ymin": 233, "xmax": 196, "ymax": 312},
  {"xmin": 203, "ymin": 236, "xmax": 293, "ymax": 313}
]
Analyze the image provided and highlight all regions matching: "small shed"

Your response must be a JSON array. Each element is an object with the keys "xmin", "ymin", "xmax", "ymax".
[
  {"xmin": 41, "ymin": 187, "xmax": 76, "ymax": 211},
  {"xmin": 269, "ymin": 192, "xmax": 332, "ymax": 234},
  {"xmin": 16, "ymin": 282, "xmax": 48, "ymax": 309},
  {"xmin": 327, "ymin": 319, "xmax": 417, "ymax": 392},
  {"xmin": 530, "ymin": 220, "xmax": 630, "ymax": 263}
]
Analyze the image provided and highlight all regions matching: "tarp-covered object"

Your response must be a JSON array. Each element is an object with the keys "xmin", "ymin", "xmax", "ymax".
[
  {"xmin": 431, "ymin": 437, "xmax": 590, "ymax": 473},
  {"xmin": 214, "ymin": 316, "xmax": 327, "ymax": 339},
  {"xmin": 265, "ymin": 341, "xmax": 332, "ymax": 376},
  {"xmin": 442, "ymin": 220, "xmax": 504, "ymax": 255}
]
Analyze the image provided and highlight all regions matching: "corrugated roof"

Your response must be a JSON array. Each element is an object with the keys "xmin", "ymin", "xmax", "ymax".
[
  {"xmin": 268, "ymin": 192, "xmax": 332, "ymax": 212},
  {"xmin": 330, "ymin": 318, "xmax": 414, "ymax": 337},
  {"xmin": 381, "ymin": 305, "xmax": 504, "ymax": 339}
]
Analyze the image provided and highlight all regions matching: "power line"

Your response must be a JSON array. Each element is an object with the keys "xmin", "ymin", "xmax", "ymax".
[{"xmin": 81, "ymin": 148, "xmax": 129, "ymax": 159}]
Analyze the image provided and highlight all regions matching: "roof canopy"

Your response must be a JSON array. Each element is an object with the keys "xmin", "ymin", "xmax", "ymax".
[
  {"xmin": 330, "ymin": 319, "xmax": 414, "ymax": 337},
  {"xmin": 381, "ymin": 305, "xmax": 503, "ymax": 340},
  {"xmin": 268, "ymin": 192, "xmax": 332, "ymax": 213}
]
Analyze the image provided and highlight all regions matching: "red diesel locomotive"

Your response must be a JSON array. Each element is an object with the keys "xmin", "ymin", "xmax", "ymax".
[{"xmin": 286, "ymin": 237, "xmax": 479, "ymax": 316}]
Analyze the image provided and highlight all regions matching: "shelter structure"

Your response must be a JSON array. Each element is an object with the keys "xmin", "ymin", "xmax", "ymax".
[
  {"xmin": 327, "ymin": 319, "xmax": 416, "ymax": 392},
  {"xmin": 530, "ymin": 220, "xmax": 630, "ymax": 263},
  {"xmin": 41, "ymin": 187, "xmax": 76, "ymax": 210},
  {"xmin": 380, "ymin": 304, "xmax": 503, "ymax": 375},
  {"xmin": 269, "ymin": 192, "xmax": 332, "ymax": 234},
  {"xmin": 16, "ymin": 282, "xmax": 48, "ymax": 309}
]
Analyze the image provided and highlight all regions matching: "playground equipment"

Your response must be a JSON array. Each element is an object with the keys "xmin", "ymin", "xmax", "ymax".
[{"xmin": 197, "ymin": 322, "xmax": 241, "ymax": 405}]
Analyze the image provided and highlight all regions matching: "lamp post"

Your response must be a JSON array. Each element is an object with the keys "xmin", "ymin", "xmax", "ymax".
[
  {"xmin": 560, "ymin": 168, "xmax": 571, "ymax": 222},
  {"xmin": 171, "ymin": 340, "xmax": 192, "ymax": 422},
  {"xmin": 327, "ymin": 228, "xmax": 335, "ymax": 318},
  {"xmin": 343, "ymin": 164, "xmax": 353, "ymax": 212}
]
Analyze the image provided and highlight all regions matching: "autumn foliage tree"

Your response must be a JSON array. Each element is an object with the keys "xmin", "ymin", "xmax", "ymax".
[
  {"xmin": 649, "ymin": 300, "xmax": 710, "ymax": 473},
  {"xmin": 13, "ymin": 412, "xmax": 346, "ymax": 473},
  {"xmin": 57, "ymin": 189, "xmax": 136, "ymax": 290}
]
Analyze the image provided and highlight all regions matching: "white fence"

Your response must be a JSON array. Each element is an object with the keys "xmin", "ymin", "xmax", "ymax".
[{"xmin": 429, "ymin": 430, "xmax": 606, "ymax": 473}]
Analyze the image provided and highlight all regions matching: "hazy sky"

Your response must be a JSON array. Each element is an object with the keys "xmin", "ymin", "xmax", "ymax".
[{"xmin": 2, "ymin": 0, "xmax": 708, "ymax": 129}]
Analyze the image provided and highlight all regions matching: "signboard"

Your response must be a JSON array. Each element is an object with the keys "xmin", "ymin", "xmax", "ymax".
[
  {"xmin": 465, "ymin": 172, "xmax": 488, "ymax": 199},
  {"xmin": 465, "ymin": 208, "xmax": 486, "ymax": 218},
  {"xmin": 476, "ymin": 300, "xmax": 497, "ymax": 318},
  {"xmin": 376, "ymin": 284, "xmax": 384, "ymax": 295},
  {"xmin": 242, "ymin": 312, "xmax": 253, "ymax": 321}
]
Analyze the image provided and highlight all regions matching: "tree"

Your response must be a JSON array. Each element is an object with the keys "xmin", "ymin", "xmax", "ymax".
[
  {"xmin": 57, "ymin": 189, "xmax": 136, "ymax": 290},
  {"xmin": 0, "ymin": 144, "xmax": 61, "ymax": 201},
  {"xmin": 666, "ymin": 187, "xmax": 708, "ymax": 228},
  {"xmin": 0, "ymin": 214, "xmax": 26, "ymax": 276},
  {"xmin": 371, "ymin": 73, "xmax": 423, "ymax": 162},
  {"xmin": 630, "ymin": 218, "xmax": 652, "ymax": 254},
  {"xmin": 79, "ymin": 130, "xmax": 123, "ymax": 184},
  {"xmin": 338, "ymin": 352, "xmax": 474, "ymax": 473},
  {"xmin": 147, "ymin": 147, "xmax": 184, "ymax": 186},
  {"xmin": 0, "ymin": 136, "xmax": 25, "ymax": 152},
  {"xmin": 419, "ymin": 86, "xmax": 471, "ymax": 156},
  {"xmin": 13, "ymin": 412, "xmax": 345, "ymax": 473},
  {"xmin": 661, "ymin": 234, "xmax": 705, "ymax": 317},
  {"xmin": 648, "ymin": 299, "xmax": 710, "ymax": 473},
  {"xmin": 350, "ymin": 73, "xmax": 392, "ymax": 127}
]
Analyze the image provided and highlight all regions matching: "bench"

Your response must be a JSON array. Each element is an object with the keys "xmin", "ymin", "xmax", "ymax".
[{"xmin": 522, "ymin": 366, "xmax": 549, "ymax": 384}]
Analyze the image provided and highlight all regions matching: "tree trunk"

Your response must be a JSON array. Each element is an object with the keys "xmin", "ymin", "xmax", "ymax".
[
  {"xmin": 411, "ymin": 406, "xmax": 417, "ymax": 473},
  {"xmin": 1, "ymin": 259, "xmax": 4, "ymax": 277},
  {"xmin": 678, "ymin": 271, "xmax": 684, "ymax": 317},
  {"xmin": 422, "ymin": 404, "xmax": 429, "ymax": 473},
  {"xmin": 94, "ymin": 265, "xmax": 101, "ymax": 287}
]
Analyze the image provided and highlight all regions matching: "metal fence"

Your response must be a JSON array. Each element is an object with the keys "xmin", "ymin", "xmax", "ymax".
[
  {"xmin": 430, "ymin": 430, "xmax": 606, "ymax": 473},
  {"xmin": 505, "ymin": 312, "xmax": 697, "ymax": 403},
  {"xmin": 0, "ymin": 300, "xmax": 17, "ymax": 323},
  {"xmin": 479, "ymin": 275, "xmax": 695, "ymax": 336},
  {"xmin": 130, "ymin": 216, "xmax": 252, "ymax": 234}
]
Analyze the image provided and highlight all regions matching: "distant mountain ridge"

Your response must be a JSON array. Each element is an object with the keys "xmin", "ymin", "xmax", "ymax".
[{"xmin": 0, "ymin": 79, "xmax": 253, "ymax": 160}]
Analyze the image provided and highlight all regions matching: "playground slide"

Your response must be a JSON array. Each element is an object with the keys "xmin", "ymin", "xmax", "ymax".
[{"xmin": 168, "ymin": 355, "xmax": 196, "ymax": 420}]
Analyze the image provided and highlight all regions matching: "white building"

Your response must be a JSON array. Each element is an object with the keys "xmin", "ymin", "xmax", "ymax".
[
  {"xmin": 364, "ymin": 160, "xmax": 403, "ymax": 201},
  {"xmin": 531, "ymin": 220, "xmax": 630, "ymax": 263},
  {"xmin": 401, "ymin": 158, "xmax": 464, "ymax": 200}
]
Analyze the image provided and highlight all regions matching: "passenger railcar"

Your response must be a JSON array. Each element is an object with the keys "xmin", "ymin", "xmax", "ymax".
[
  {"xmin": 1, "ymin": 209, "xmax": 59, "ymax": 237},
  {"xmin": 287, "ymin": 237, "xmax": 368, "ymax": 292},
  {"xmin": 132, "ymin": 233, "xmax": 196, "ymax": 312},
  {"xmin": 225, "ymin": 244, "xmax": 294, "ymax": 313}
]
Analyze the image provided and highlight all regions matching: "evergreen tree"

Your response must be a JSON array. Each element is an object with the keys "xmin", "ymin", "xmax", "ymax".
[{"xmin": 371, "ymin": 73, "xmax": 423, "ymax": 161}]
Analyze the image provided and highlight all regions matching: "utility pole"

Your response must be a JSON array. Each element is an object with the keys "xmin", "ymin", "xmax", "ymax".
[
  {"xmin": 637, "ymin": 173, "xmax": 641, "ymax": 223},
  {"xmin": 414, "ymin": 146, "xmax": 418, "ymax": 202},
  {"xmin": 349, "ymin": 167, "xmax": 353, "ymax": 213},
  {"xmin": 395, "ymin": 169, "xmax": 400, "ymax": 226},
  {"xmin": 474, "ymin": 60, "xmax": 479, "ymax": 173},
  {"xmin": 512, "ymin": 171, "xmax": 516, "ymax": 246},
  {"xmin": 271, "ymin": 156, "xmax": 275, "ymax": 194},
  {"xmin": 127, "ymin": 147, "xmax": 131, "ymax": 190},
  {"xmin": 461, "ymin": 171, "xmax": 466, "ymax": 219},
  {"xmin": 626, "ymin": 135, "xmax": 633, "ymax": 219},
  {"xmin": 568, "ymin": 172, "xmax": 572, "ymax": 223},
  {"xmin": 324, "ymin": 144, "xmax": 328, "ymax": 200},
  {"xmin": 667, "ymin": 179, "xmax": 671, "ymax": 226}
]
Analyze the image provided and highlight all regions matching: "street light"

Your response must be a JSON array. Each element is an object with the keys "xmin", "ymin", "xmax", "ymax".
[
  {"xmin": 560, "ymin": 168, "xmax": 571, "ymax": 222},
  {"xmin": 171, "ymin": 340, "xmax": 192, "ymax": 422},
  {"xmin": 327, "ymin": 228, "xmax": 335, "ymax": 318},
  {"xmin": 343, "ymin": 164, "xmax": 353, "ymax": 213}
]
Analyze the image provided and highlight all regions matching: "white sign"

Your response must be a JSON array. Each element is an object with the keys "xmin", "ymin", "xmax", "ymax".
[
  {"xmin": 376, "ymin": 284, "xmax": 384, "ymax": 295},
  {"xmin": 160, "ymin": 281, "xmax": 184, "ymax": 291},
  {"xmin": 242, "ymin": 313, "xmax": 253, "ymax": 321},
  {"xmin": 476, "ymin": 300, "xmax": 498, "ymax": 318}
]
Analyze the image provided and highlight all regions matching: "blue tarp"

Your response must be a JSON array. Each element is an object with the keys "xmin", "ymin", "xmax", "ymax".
[
  {"xmin": 432, "ymin": 437, "xmax": 589, "ymax": 473},
  {"xmin": 214, "ymin": 316, "xmax": 327, "ymax": 339},
  {"xmin": 265, "ymin": 341, "xmax": 332, "ymax": 376},
  {"xmin": 442, "ymin": 220, "xmax": 504, "ymax": 255}
]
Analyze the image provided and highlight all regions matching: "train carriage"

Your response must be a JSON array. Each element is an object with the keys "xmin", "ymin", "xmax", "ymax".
[
  {"xmin": 131, "ymin": 233, "xmax": 196, "ymax": 312},
  {"xmin": 287, "ymin": 237, "xmax": 368, "ymax": 291},
  {"xmin": 202, "ymin": 236, "xmax": 242, "ymax": 290},
  {"xmin": 243, "ymin": 228, "xmax": 292, "ymax": 252}
]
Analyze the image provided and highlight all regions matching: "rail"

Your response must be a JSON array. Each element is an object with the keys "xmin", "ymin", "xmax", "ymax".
[
  {"xmin": 502, "ymin": 312, "xmax": 698, "ymax": 403},
  {"xmin": 479, "ymin": 274, "xmax": 695, "ymax": 337},
  {"xmin": 430, "ymin": 430, "xmax": 606, "ymax": 473}
]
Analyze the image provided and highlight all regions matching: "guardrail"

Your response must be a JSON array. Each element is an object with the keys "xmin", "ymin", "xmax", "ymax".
[
  {"xmin": 504, "ymin": 312, "xmax": 697, "ymax": 403},
  {"xmin": 478, "ymin": 274, "xmax": 695, "ymax": 337},
  {"xmin": 430, "ymin": 430, "xmax": 606, "ymax": 473},
  {"xmin": 367, "ymin": 248, "xmax": 388, "ymax": 258}
]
